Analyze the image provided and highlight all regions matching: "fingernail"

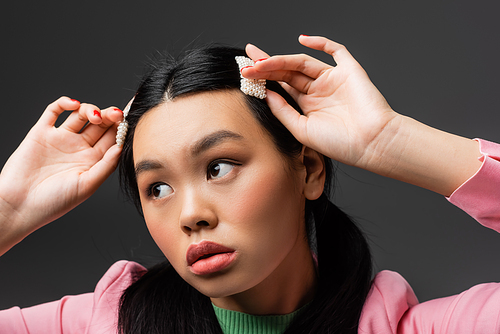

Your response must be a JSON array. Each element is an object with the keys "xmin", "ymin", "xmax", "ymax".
[
  {"xmin": 240, "ymin": 65, "xmax": 252, "ymax": 72},
  {"xmin": 300, "ymin": 34, "xmax": 310, "ymax": 37},
  {"xmin": 255, "ymin": 58, "xmax": 268, "ymax": 63},
  {"xmin": 93, "ymin": 110, "xmax": 101, "ymax": 118},
  {"xmin": 70, "ymin": 98, "xmax": 80, "ymax": 103},
  {"xmin": 114, "ymin": 108, "xmax": 123, "ymax": 114}
]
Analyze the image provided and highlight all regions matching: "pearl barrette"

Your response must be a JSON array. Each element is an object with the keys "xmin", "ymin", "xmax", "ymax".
[
  {"xmin": 116, "ymin": 104, "xmax": 130, "ymax": 147},
  {"xmin": 235, "ymin": 56, "xmax": 266, "ymax": 99}
]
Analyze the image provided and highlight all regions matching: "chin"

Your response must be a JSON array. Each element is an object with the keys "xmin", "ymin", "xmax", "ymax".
[
  {"xmin": 188, "ymin": 277, "xmax": 249, "ymax": 298},
  {"xmin": 181, "ymin": 270, "xmax": 264, "ymax": 299}
]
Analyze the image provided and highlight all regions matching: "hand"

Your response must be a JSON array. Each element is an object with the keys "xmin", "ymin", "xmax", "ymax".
[
  {"xmin": 242, "ymin": 35, "xmax": 399, "ymax": 169},
  {"xmin": 0, "ymin": 97, "xmax": 124, "ymax": 254},
  {"xmin": 243, "ymin": 36, "xmax": 481, "ymax": 196}
]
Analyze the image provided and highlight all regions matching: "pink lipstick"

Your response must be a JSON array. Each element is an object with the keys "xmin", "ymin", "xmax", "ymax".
[{"xmin": 186, "ymin": 241, "xmax": 236, "ymax": 275}]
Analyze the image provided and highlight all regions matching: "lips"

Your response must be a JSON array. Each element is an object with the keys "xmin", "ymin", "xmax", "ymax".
[{"xmin": 186, "ymin": 240, "xmax": 236, "ymax": 275}]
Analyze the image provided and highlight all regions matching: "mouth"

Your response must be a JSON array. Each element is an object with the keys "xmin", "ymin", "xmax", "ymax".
[{"xmin": 186, "ymin": 240, "xmax": 236, "ymax": 275}]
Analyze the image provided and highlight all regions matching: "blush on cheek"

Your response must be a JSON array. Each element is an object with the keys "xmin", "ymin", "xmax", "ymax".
[
  {"xmin": 230, "ymin": 173, "xmax": 278, "ymax": 214},
  {"xmin": 230, "ymin": 165, "xmax": 301, "ymax": 231},
  {"xmin": 254, "ymin": 167, "xmax": 298, "ymax": 206},
  {"xmin": 144, "ymin": 211, "xmax": 179, "ymax": 261}
]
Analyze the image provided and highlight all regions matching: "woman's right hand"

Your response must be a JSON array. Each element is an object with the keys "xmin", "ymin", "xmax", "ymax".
[{"xmin": 0, "ymin": 97, "xmax": 123, "ymax": 255}]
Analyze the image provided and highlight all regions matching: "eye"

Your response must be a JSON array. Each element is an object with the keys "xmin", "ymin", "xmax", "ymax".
[
  {"xmin": 148, "ymin": 183, "xmax": 173, "ymax": 199},
  {"xmin": 208, "ymin": 161, "xmax": 234, "ymax": 179}
]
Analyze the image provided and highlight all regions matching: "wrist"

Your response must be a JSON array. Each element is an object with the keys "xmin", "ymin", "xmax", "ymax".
[
  {"xmin": 357, "ymin": 114, "xmax": 482, "ymax": 196},
  {"xmin": 0, "ymin": 194, "xmax": 25, "ymax": 256},
  {"xmin": 355, "ymin": 111, "xmax": 407, "ymax": 172},
  {"xmin": 0, "ymin": 180, "xmax": 35, "ymax": 256}
]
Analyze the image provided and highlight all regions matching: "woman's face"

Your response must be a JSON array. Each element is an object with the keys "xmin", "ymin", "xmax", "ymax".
[{"xmin": 133, "ymin": 90, "xmax": 316, "ymax": 310}]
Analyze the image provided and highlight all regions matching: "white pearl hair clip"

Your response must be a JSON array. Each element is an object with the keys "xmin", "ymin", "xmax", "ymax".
[
  {"xmin": 235, "ymin": 56, "xmax": 267, "ymax": 99},
  {"xmin": 116, "ymin": 104, "xmax": 130, "ymax": 147}
]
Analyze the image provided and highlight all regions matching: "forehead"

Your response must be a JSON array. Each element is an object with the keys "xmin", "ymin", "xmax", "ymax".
[{"xmin": 133, "ymin": 90, "xmax": 270, "ymax": 158}]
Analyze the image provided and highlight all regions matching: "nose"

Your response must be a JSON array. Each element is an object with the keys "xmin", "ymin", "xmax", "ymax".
[{"xmin": 179, "ymin": 188, "xmax": 218, "ymax": 235}]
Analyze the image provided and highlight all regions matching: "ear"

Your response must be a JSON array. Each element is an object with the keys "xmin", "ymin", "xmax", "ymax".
[{"xmin": 301, "ymin": 146, "xmax": 326, "ymax": 200}]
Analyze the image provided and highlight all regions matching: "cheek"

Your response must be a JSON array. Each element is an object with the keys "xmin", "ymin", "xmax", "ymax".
[
  {"xmin": 143, "ymin": 208, "xmax": 183, "ymax": 264},
  {"xmin": 226, "ymin": 164, "xmax": 305, "ymax": 253},
  {"xmin": 242, "ymin": 163, "xmax": 302, "ymax": 217}
]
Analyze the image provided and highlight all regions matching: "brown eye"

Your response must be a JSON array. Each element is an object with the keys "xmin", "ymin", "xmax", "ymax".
[
  {"xmin": 149, "ymin": 183, "xmax": 172, "ymax": 199},
  {"xmin": 208, "ymin": 162, "xmax": 233, "ymax": 179}
]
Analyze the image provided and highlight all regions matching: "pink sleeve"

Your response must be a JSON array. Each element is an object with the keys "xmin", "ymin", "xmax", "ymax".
[
  {"xmin": 359, "ymin": 271, "xmax": 419, "ymax": 334},
  {"xmin": 360, "ymin": 139, "xmax": 500, "ymax": 333},
  {"xmin": 360, "ymin": 271, "xmax": 500, "ymax": 333},
  {"xmin": 0, "ymin": 261, "xmax": 145, "ymax": 334},
  {"xmin": 397, "ymin": 282, "xmax": 500, "ymax": 333},
  {"xmin": 448, "ymin": 138, "xmax": 500, "ymax": 231}
]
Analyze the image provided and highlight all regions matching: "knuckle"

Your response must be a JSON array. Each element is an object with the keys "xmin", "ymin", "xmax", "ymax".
[
  {"xmin": 336, "ymin": 43, "xmax": 347, "ymax": 51},
  {"xmin": 78, "ymin": 112, "xmax": 87, "ymax": 122},
  {"xmin": 46, "ymin": 101, "xmax": 57, "ymax": 109},
  {"xmin": 304, "ymin": 81, "xmax": 313, "ymax": 94},
  {"xmin": 283, "ymin": 71, "xmax": 294, "ymax": 83},
  {"xmin": 99, "ymin": 123, "xmax": 111, "ymax": 129}
]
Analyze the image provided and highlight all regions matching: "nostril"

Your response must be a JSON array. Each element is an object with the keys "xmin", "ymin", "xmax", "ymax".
[{"xmin": 182, "ymin": 221, "xmax": 211, "ymax": 234}]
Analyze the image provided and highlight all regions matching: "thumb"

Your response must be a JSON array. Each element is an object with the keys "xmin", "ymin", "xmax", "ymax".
[
  {"xmin": 79, "ymin": 144, "xmax": 122, "ymax": 196},
  {"xmin": 266, "ymin": 90, "xmax": 308, "ymax": 145}
]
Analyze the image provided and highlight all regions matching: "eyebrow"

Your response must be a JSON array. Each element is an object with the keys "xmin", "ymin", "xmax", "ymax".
[
  {"xmin": 134, "ymin": 130, "xmax": 243, "ymax": 177},
  {"xmin": 135, "ymin": 160, "xmax": 164, "ymax": 177},
  {"xmin": 191, "ymin": 130, "xmax": 243, "ymax": 156}
]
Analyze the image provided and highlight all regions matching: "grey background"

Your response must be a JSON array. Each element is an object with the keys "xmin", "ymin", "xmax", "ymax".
[{"xmin": 0, "ymin": 0, "xmax": 499, "ymax": 309}]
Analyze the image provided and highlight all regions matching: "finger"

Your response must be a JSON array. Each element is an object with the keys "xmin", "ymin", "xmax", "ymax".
[
  {"xmin": 60, "ymin": 103, "xmax": 104, "ymax": 133},
  {"xmin": 38, "ymin": 96, "xmax": 81, "ymax": 127},
  {"xmin": 93, "ymin": 106, "xmax": 123, "ymax": 126},
  {"xmin": 79, "ymin": 107, "xmax": 123, "ymax": 145},
  {"xmin": 92, "ymin": 122, "xmax": 120, "ymax": 154},
  {"xmin": 298, "ymin": 35, "xmax": 359, "ymax": 67},
  {"xmin": 242, "ymin": 67, "xmax": 315, "ymax": 94},
  {"xmin": 83, "ymin": 98, "xmax": 132, "ymax": 147},
  {"xmin": 245, "ymin": 43, "xmax": 270, "ymax": 61},
  {"xmin": 258, "ymin": 54, "xmax": 332, "ymax": 80},
  {"xmin": 265, "ymin": 90, "xmax": 308, "ymax": 145},
  {"xmin": 105, "ymin": 107, "xmax": 125, "ymax": 124},
  {"xmin": 79, "ymin": 140, "xmax": 122, "ymax": 196}
]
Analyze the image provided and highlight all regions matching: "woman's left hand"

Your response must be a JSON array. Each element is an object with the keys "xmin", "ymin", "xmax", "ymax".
[
  {"xmin": 242, "ymin": 36, "xmax": 482, "ymax": 196},
  {"xmin": 242, "ymin": 35, "xmax": 399, "ymax": 170}
]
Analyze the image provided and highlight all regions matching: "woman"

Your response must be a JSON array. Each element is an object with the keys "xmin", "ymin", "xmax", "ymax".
[{"xmin": 0, "ymin": 36, "xmax": 498, "ymax": 333}]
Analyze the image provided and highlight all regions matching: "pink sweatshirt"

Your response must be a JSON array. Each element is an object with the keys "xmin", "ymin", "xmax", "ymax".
[{"xmin": 1, "ymin": 139, "xmax": 499, "ymax": 334}]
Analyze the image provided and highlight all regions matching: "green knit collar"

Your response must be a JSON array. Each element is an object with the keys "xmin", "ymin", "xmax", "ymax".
[{"xmin": 212, "ymin": 303, "xmax": 306, "ymax": 334}]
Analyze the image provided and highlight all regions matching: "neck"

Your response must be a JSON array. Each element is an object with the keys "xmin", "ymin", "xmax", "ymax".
[{"xmin": 211, "ymin": 235, "xmax": 317, "ymax": 315}]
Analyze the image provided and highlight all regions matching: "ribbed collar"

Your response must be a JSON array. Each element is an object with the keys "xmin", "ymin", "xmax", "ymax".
[{"xmin": 212, "ymin": 303, "xmax": 305, "ymax": 334}]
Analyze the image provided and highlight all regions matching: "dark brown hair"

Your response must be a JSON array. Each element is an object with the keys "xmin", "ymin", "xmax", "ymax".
[{"xmin": 118, "ymin": 45, "xmax": 372, "ymax": 334}]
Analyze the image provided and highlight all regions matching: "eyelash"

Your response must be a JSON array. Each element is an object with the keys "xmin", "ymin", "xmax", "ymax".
[
  {"xmin": 207, "ymin": 159, "xmax": 240, "ymax": 180},
  {"xmin": 145, "ymin": 159, "xmax": 240, "ymax": 199},
  {"xmin": 146, "ymin": 182, "xmax": 172, "ymax": 199}
]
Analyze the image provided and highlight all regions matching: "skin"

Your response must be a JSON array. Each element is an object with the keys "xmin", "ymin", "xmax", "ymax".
[
  {"xmin": 0, "ymin": 36, "xmax": 484, "ymax": 318},
  {"xmin": 0, "ymin": 97, "xmax": 123, "ymax": 256},
  {"xmin": 243, "ymin": 36, "xmax": 482, "ymax": 197},
  {"xmin": 133, "ymin": 90, "xmax": 325, "ymax": 315},
  {"xmin": 0, "ymin": 37, "xmax": 480, "ymax": 260}
]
